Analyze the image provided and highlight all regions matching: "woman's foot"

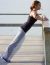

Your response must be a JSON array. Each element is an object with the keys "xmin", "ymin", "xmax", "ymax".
[
  {"xmin": 3, "ymin": 57, "xmax": 11, "ymax": 63},
  {"xmin": 0, "ymin": 56, "xmax": 11, "ymax": 65},
  {"xmin": 0, "ymin": 56, "xmax": 7, "ymax": 65}
]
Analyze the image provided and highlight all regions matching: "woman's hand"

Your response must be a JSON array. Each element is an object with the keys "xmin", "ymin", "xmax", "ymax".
[
  {"xmin": 29, "ymin": 11, "xmax": 49, "ymax": 21},
  {"xmin": 42, "ymin": 16, "xmax": 49, "ymax": 21},
  {"xmin": 36, "ymin": 14, "xmax": 49, "ymax": 21}
]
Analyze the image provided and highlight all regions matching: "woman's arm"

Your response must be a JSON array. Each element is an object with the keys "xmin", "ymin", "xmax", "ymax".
[
  {"xmin": 29, "ymin": 11, "xmax": 49, "ymax": 21},
  {"xmin": 36, "ymin": 14, "xmax": 49, "ymax": 21}
]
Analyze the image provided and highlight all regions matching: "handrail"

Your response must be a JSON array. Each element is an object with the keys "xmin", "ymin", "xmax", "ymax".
[
  {"xmin": 0, "ymin": 13, "xmax": 41, "ymax": 15},
  {"xmin": 0, "ymin": 24, "xmax": 42, "ymax": 27},
  {"xmin": 0, "ymin": 13, "xmax": 29, "ymax": 15}
]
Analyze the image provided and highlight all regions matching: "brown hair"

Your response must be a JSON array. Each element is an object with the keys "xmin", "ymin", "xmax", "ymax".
[{"xmin": 30, "ymin": 0, "xmax": 41, "ymax": 11}]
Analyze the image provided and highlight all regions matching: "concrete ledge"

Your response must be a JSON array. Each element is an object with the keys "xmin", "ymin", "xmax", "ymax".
[
  {"xmin": 43, "ymin": 21, "xmax": 50, "ymax": 65},
  {"xmin": 44, "ymin": 27, "xmax": 50, "ymax": 32}
]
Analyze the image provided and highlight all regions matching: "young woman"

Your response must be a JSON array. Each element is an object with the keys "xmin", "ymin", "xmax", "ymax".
[{"xmin": 0, "ymin": 0, "xmax": 48, "ymax": 64}]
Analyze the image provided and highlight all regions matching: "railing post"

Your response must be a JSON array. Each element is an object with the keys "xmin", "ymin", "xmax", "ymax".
[
  {"xmin": 42, "ymin": 17, "xmax": 46, "ymax": 65},
  {"xmin": 42, "ymin": 20, "xmax": 50, "ymax": 65}
]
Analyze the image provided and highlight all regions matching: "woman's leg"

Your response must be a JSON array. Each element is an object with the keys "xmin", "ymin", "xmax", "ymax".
[{"xmin": 2, "ymin": 27, "xmax": 25, "ymax": 62}]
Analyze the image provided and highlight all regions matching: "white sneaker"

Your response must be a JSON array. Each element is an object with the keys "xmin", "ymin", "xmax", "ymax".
[{"xmin": 0, "ymin": 56, "xmax": 8, "ymax": 65}]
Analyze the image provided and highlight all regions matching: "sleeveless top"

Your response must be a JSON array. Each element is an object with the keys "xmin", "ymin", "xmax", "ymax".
[{"xmin": 21, "ymin": 16, "xmax": 37, "ymax": 33}]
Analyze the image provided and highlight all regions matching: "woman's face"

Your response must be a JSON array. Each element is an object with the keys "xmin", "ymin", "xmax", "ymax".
[{"xmin": 36, "ymin": 3, "xmax": 41, "ymax": 10}]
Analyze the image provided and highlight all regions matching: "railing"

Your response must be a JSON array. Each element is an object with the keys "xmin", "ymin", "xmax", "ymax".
[
  {"xmin": 0, "ymin": 13, "xmax": 42, "ymax": 27},
  {"xmin": 0, "ymin": 24, "xmax": 42, "ymax": 27}
]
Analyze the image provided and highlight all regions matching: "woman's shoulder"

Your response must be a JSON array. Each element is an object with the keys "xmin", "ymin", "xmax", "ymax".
[{"xmin": 29, "ymin": 11, "xmax": 37, "ymax": 20}]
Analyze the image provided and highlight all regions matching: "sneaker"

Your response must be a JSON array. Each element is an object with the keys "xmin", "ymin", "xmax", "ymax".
[
  {"xmin": 3, "ymin": 57, "xmax": 11, "ymax": 63},
  {"xmin": 0, "ymin": 56, "xmax": 8, "ymax": 65}
]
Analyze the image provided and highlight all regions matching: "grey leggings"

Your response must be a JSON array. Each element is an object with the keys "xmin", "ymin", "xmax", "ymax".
[{"xmin": 2, "ymin": 27, "xmax": 25, "ymax": 61}]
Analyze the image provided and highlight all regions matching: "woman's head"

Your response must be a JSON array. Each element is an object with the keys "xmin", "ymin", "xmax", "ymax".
[{"xmin": 30, "ymin": 0, "xmax": 41, "ymax": 11}]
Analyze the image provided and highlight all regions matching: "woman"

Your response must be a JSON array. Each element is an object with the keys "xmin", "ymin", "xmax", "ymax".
[{"xmin": 0, "ymin": 0, "xmax": 48, "ymax": 64}]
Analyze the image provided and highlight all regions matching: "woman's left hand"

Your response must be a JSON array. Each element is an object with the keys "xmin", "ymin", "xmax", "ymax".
[{"xmin": 42, "ymin": 16, "xmax": 49, "ymax": 21}]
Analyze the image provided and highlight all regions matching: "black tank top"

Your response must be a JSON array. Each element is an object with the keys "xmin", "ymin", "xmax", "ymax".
[{"xmin": 21, "ymin": 16, "xmax": 37, "ymax": 33}]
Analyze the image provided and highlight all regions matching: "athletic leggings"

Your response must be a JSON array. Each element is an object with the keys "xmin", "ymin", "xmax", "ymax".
[
  {"xmin": 2, "ymin": 27, "xmax": 25, "ymax": 61},
  {"xmin": 2, "ymin": 16, "xmax": 37, "ymax": 61}
]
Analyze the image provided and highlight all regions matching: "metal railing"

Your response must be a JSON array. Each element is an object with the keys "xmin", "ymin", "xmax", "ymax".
[{"xmin": 0, "ymin": 13, "xmax": 42, "ymax": 27}]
